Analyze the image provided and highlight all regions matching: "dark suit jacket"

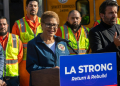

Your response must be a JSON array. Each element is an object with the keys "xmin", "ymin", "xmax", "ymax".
[{"xmin": 89, "ymin": 21, "xmax": 120, "ymax": 70}]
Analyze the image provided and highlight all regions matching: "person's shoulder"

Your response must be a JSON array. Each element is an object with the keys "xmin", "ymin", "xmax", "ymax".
[
  {"xmin": 115, "ymin": 24, "xmax": 120, "ymax": 28},
  {"xmin": 10, "ymin": 33, "xmax": 18, "ymax": 36},
  {"xmin": 82, "ymin": 25, "xmax": 89, "ymax": 28},
  {"xmin": 81, "ymin": 25, "xmax": 89, "ymax": 32},
  {"xmin": 90, "ymin": 24, "xmax": 101, "ymax": 33},
  {"xmin": 27, "ymin": 39, "xmax": 36, "ymax": 47},
  {"xmin": 59, "ymin": 25, "xmax": 65, "ymax": 29},
  {"xmin": 28, "ymin": 33, "xmax": 42, "ymax": 45},
  {"xmin": 28, "ymin": 36, "xmax": 38, "ymax": 45},
  {"xmin": 19, "ymin": 17, "xmax": 24, "ymax": 20},
  {"xmin": 9, "ymin": 33, "xmax": 19, "ymax": 38},
  {"xmin": 38, "ymin": 17, "xmax": 41, "ymax": 19},
  {"xmin": 58, "ymin": 41, "xmax": 66, "ymax": 45},
  {"xmin": 16, "ymin": 17, "xmax": 24, "ymax": 22}
]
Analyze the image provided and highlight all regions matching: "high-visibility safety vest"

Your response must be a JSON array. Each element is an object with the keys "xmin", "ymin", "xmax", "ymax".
[
  {"xmin": 16, "ymin": 17, "xmax": 43, "ymax": 60},
  {"xmin": 3, "ymin": 33, "xmax": 19, "ymax": 77},
  {"xmin": 96, "ymin": 18, "xmax": 120, "ymax": 24},
  {"xmin": 60, "ymin": 25, "xmax": 89, "ymax": 55}
]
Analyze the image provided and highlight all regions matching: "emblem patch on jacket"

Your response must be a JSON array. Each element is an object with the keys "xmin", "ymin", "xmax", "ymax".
[{"xmin": 58, "ymin": 44, "xmax": 65, "ymax": 51}]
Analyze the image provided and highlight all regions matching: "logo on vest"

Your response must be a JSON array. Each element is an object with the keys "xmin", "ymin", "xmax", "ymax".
[
  {"xmin": 58, "ymin": 44, "xmax": 65, "ymax": 51},
  {"xmin": 58, "ymin": 0, "xmax": 68, "ymax": 3}
]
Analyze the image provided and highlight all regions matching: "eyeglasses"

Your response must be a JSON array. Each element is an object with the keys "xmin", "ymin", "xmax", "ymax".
[{"xmin": 44, "ymin": 23, "xmax": 59, "ymax": 29}]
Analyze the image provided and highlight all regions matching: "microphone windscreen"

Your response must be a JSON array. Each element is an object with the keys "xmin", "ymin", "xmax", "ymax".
[{"xmin": 55, "ymin": 36, "xmax": 71, "ymax": 42}]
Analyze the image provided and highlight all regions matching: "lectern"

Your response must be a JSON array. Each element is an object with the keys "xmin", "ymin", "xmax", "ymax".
[{"xmin": 31, "ymin": 68, "xmax": 60, "ymax": 86}]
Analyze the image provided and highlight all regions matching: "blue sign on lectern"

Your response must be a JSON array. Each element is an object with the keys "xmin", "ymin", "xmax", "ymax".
[{"xmin": 60, "ymin": 53, "xmax": 117, "ymax": 86}]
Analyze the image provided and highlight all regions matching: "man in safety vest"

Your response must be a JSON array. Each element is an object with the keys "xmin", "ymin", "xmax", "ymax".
[
  {"xmin": 12, "ymin": 0, "xmax": 42, "ymax": 86},
  {"xmin": 56, "ymin": 10, "xmax": 90, "ymax": 55},
  {"xmin": 0, "ymin": 16, "xmax": 23, "ymax": 86},
  {"xmin": 93, "ymin": 18, "xmax": 120, "ymax": 27}
]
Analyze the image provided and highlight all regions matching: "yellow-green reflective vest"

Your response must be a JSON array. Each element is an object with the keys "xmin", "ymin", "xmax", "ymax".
[
  {"xmin": 96, "ymin": 18, "xmax": 120, "ymax": 24},
  {"xmin": 16, "ymin": 17, "xmax": 43, "ymax": 60},
  {"xmin": 117, "ymin": 18, "xmax": 120, "ymax": 24},
  {"xmin": 3, "ymin": 33, "xmax": 19, "ymax": 77},
  {"xmin": 60, "ymin": 25, "xmax": 89, "ymax": 55}
]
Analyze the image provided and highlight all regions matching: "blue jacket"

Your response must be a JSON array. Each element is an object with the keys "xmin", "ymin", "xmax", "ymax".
[
  {"xmin": 26, "ymin": 34, "xmax": 70, "ymax": 74},
  {"xmin": 0, "ymin": 44, "xmax": 4, "ymax": 79}
]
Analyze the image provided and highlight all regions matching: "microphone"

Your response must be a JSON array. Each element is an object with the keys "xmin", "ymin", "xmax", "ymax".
[
  {"xmin": 55, "ymin": 36, "xmax": 78, "ymax": 54},
  {"xmin": 55, "ymin": 36, "xmax": 71, "ymax": 43}
]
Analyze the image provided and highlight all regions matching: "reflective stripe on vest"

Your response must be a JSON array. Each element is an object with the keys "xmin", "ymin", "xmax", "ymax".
[
  {"xmin": 60, "ymin": 25, "xmax": 89, "ymax": 55},
  {"xmin": 23, "ymin": 44, "xmax": 27, "ymax": 48},
  {"xmin": 19, "ymin": 18, "xmax": 26, "ymax": 32},
  {"xmin": 12, "ymin": 34, "xmax": 17, "ymax": 48},
  {"xmin": 16, "ymin": 17, "xmax": 42, "ymax": 60},
  {"xmin": 3, "ymin": 33, "xmax": 19, "ymax": 77},
  {"xmin": 63, "ymin": 25, "xmax": 68, "ymax": 39},
  {"xmin": 6, "ymin": 60, "xmax": 18, "ymax": 64},
  {"xmin": 97, "ymin": 19, "xmax": 101, "ymax": 24}
]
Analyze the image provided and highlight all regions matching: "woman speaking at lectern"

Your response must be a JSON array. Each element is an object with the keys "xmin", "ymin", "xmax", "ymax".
[{"xmin": 26, "ymin": 11, "xmax": 70, "ymax": 85}]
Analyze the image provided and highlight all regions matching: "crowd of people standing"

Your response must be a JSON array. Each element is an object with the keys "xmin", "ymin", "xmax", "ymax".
[{"xmin": 0, "ymin": 0, "xmax": 120, "ymax": 86}]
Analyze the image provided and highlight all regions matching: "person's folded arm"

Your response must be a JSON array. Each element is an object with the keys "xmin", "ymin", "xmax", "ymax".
[{"xmin": 26, "ymin": 41, "xmax": 52, "ymax": 74}]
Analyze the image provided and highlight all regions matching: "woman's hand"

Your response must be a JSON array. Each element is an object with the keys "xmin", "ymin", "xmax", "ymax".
[
  {"xmin": 0, "ymin": 79, "xmax": 7, "ymax": 86},
  {"xmin": 53, "ymin": 66, "xmax": 59, "ymax": 69}
]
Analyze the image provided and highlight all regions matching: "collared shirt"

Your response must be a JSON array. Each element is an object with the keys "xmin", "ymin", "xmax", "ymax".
[
  {"xmin": 12, "ymin": 15, "xmax": 40, "ymax": 36},
  {"xmin": 0, "ymin": 32, "xmax": 23, "ymax": 63}
]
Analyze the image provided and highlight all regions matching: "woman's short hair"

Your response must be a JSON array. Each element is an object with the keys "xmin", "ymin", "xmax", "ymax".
[{"xmin": 41, "ymin": 11, "xmax": 59, "ymax": 24}]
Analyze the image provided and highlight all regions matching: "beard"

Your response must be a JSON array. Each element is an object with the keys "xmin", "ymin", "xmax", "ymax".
[
  {"xmin": 0, "ymin": 28, "xmax": 8, "ymax": 36},
  {"xmin": 67, "ymin": 22, "xmax": 80, "ymax": 30},
  {"xmin": 30, "ymin": 9, "xmax": 36, "ymax": 16},
  {"xmin": 0, "ymin": 31, "xmax": 7, "ymax": 36},
  {"xmin": 104, "ymin": 15, "xmax": 117, "ymax": 26}
]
